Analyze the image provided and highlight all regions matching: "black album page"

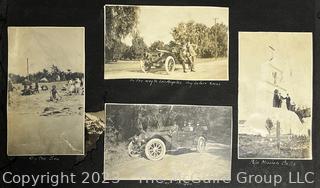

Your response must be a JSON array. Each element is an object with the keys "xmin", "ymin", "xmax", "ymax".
[{"xmin": 0, "ymin": 0, "xmax": 319, "ymax": 188}]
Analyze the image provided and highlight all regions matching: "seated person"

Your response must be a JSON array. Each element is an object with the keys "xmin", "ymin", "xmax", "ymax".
[{"xmin": 50, "ymin": 85, "xmax": 62, "ymax": 101}]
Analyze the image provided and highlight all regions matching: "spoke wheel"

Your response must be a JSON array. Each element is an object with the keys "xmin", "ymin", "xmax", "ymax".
[
  {"xmin": 140, "ymin": 60, "xmax": 151, "ymax": 73},
  {"xmin": 165, "ymin": 56, "xmax": 175, "ymax": 74},
  {"xmin": 197, "ymin": 136, "xmax": 206, "ymax": 153},
  {"xmin": 128, "ymin": 141, "xmax": 140, "ymax": 158},
  {"xmin": 145, "ymin": 138, "xmax": 166, "ymax": 161}
]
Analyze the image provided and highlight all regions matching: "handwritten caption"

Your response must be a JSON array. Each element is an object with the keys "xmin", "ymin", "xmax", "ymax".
[
  {"xmin": 129, "ymin": 79, "xmax": 222, "ymax": 87},
  {"xmin": 250, "ymin": 159, "xmax": 296, "ymax": 167}
]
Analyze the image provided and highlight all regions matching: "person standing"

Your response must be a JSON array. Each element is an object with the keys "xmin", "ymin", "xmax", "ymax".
[
  {"xmin": 285, "ymin": 94, "xmax": 291, "ymax": 110},
  {"xmin": 278, "ymin": 92, "xmax": 283, "ymax": 108},
  {"xmin": 75, "ymin": 78, "xmax": 81, "ymax": 94},
  {"xmin": 179, "ymin": 42, "xmax": 188, "ymax": 73},
  {"xmin": 273, "ymin": 89, "xmax": 280, "ymax": 108},
  {"xmin": 186, "ymin": 41, "xmax": 197, "ymax": 72},
  {"xmin": 35, "ymin": 82, "xmax": 39, "ymax": 93}
]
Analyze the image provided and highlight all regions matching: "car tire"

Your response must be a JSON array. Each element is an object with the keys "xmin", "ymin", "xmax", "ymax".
[
  {"xmin": 140, "ymin": 60, "xmax": 151, "ymax": 73},
  {"xmin": 145, "ymin": 138, "xmax": 166, "ymax": 161},
  {"xmin": 165, "ymin": 56, "xmax": 175, "ymax": 74},
  {"xmin": 128, "ymin": 141, "xmax": 140, "ymax": 158},
  {"xmin": 197, "ymin": 136, "xmax": 206, "ymax": 153}
]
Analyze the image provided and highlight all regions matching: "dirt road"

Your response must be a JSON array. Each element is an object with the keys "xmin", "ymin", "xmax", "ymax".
[
  {"xmin": 104, "ymin": 141, "xmax": 231, "ymax": 180},
  {"xmin": 104, "ymin": 58, "xmax": 228, "ymax": 80}
]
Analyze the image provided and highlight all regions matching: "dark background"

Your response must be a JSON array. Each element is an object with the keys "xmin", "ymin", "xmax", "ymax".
[{"xmin": 0, "ymin": 0, "xmax": 318, "ymax": 187}]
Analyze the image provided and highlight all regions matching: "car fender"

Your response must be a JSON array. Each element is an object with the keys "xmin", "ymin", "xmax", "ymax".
[{"xmin": 148, "ymin": 134, "xmax": 172, "ymax": 148}]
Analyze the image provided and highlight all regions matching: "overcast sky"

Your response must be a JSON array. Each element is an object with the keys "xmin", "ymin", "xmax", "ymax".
[
  {"xmin": 122, "ymin": 6, "xmax": 229, "ymax": 46},
  {"xmin": 8, "ymin": 27, "xmax": 85, "ymax": 76}
]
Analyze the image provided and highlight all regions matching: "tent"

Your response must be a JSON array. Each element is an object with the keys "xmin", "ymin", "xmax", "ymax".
[
  {"xmin": 239, "ymin": 107, "xmax": 309, "ymax": 137},
  {"xmin": 39, "ymin": 77, "xmax": 48, "ymax": 82}
]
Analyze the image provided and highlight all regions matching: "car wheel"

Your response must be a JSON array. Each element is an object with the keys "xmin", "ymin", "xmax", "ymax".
[
  {"xmin": 197, "ymin": 136, "xmax": 206, "ymax": 153},
  {"xmin": 165, "ymin": 56, "xmax": 175, "ymax": 74},
  {"xmin": 145, "ymin": 138, "xmax": 166, "ymax": 161},
  {"xmin": 140, "ymin": 60, "xmax": 151, "ymax": 73},
  {"xmin": 128, "ymin": 141, "xmax": 140, "ymax": 158}
]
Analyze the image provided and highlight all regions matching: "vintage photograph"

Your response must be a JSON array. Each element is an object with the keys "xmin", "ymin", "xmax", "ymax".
[
  {"xmin": 7, "ymin": 27, "xmax": 85, "ymax": 155},
  {"xmin": 238, "ymin": 32, "xmax": 312, "ymax": 159},
  {"xmin": 104, "ymin": 103, "xmax": 232, "ymax": 180},
  {"xmin": 104, "ymin": 5, "xmax": 229, "ymax": 80}
]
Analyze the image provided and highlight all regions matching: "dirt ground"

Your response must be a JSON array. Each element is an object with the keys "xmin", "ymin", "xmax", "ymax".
[
  {"xmin": 238, "ymin": 134, "xmax": 311, "ymax": 159},
  {"xmin": 104, "ymin": 141, "xmax": 231, "ymax": 180},
  {"xmin": 104, "ymin": 58, "xmax": 228, "ymax": 80},
  {"xmin": 7, "ymin": 81, "xmax": 84, "ymax": 155}
]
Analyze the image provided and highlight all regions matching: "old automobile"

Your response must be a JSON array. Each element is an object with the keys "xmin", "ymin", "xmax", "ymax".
[
  {"xmin": 128, "ymin": 123, "xmax": 208, "ymax": 161},
  {"xmin": 140, "ymin": 49, "xmax": 178, "ymax": 74}
]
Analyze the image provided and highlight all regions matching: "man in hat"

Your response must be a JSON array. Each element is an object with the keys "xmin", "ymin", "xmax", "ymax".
[
  {"xmin": 285, "ymin": 93, "xmax": 291, "ymax": 110},
  {"xmin": 178, "ymin": 42, "xmax": 189, "ymax": 73},
  {"xmin": 186, "ymin": 41, "xmax": 197, "ymax": 72}
]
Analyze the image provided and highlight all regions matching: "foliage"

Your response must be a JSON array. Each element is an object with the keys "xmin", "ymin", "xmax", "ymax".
[
  {"xmin": 126, "ymin": 34, "xmax": 148, "ymax": 60},
  {"xmin": 239, "ymin": 134, "xmax": 310, "ymax": 159},
  {"xmin": 105, "ymin": 105, "xmax": 232, "ymax": 144},
  {"xmin": 104, "ymin": 9, "xmax": 228, "ymax": 61},
  {"xmin": 149, "ymin": 41, "xmax": 165, "ymax": 51},
  {"xmin": 9, "ymin": 65, "xmax": 84, "ymax": 84},
  {"xmin": 105, "ymin": 6, "xmax": 139, "ymax": 62},
  {"xmin": 171, "ymin": 21, "xmax": 228, "ymax": 58}
]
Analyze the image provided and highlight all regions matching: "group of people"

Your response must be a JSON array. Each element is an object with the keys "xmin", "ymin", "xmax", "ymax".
[
  {"xmin": 272, "ymin": 89, "xmax": 292, "ymax": 110},
  {"xmin": 62, "ymin": 78, "xmax": 84, "ymax": 95},
  {"xmin": 178, "ymin": 41, "xmax": 197, "ymax": 73},
  {"xmin": 20, "ymin": 80, "xmax": 59, "ymax": 102},
  {"xmin": 50, "ymin": 77, "xmax": 84, "ymax": 102},
  {"xmin": 273, "ymin": 89, "xmax": 311, "ymax": 122},
  {"xmin": 21, "ymin": 80, "xmax": 41, "ymax": 95}
]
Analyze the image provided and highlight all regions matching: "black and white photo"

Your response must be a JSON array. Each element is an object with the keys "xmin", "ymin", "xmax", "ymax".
[
  {"xmin": 104, "ymin": 5, "xmax": 229, "ymax": 80},
  {"xmin": 238, "ymin": 32, "xmax": 312, "ymax": 160},
  {"xmin": 7, "ymin": 27, "xmax": 85, "ymax": 155},
  {"xmin": 104, "ymin": 103, "xmax": 232, "ymax": 180}
]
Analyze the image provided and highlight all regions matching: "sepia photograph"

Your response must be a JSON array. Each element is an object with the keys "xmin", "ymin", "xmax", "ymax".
[
  {"xmin": 104, "ymin": 103, "xmax": 232, "ymax": 180},
  {"xmin": 7, "ymin": 27, "xmax": 85, "ymax": 155},
  {"xmin": 238, "ymin": 32, "xmax": 312, "ymax": 160},
  {"xmin": 104, "ymin": 5, "xmax": 229, "ymax": 80}
]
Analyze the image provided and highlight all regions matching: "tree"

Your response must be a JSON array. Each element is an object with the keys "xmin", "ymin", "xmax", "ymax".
[
  {"xmin": 113, "ymin": 42, "xmax": 130, "ymax": 60},
  {"xmin": 211, "ymin": 23, "xmax": 228, "ymax": 57},
  {"xmin": 105, "ymin": 105, "xmax": 232, "ymax": 144},
  {"xmin": 128, "ymin": 34, "xmax": 148, "ymax": 60},
  {"xmin": 9, "ymin": 73, "xmax": 25, "ymax": 84},
  {"xmin": 105, "ymin": 6, "xmax": 139, "ymax": 62},
  {"xmin": 50, "ymin": 64, "xmax": 61, "ymax": 81},
  {"xmin": 149, "ymin": 41, "xmax": 165, "ymax": 51},
  {"xmin": 171, "ymin": 21, "xmax": 228, "ymax": 58},
  {"xmin": 8, "ymin": 66, "xmax": 83, "ymax": 84}
]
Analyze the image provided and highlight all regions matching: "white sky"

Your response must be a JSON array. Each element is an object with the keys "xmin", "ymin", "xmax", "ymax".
[
  {"xmin": 8, "ymin": 27, "xmax": 85, "ymax": 76},
  {"xmin": 122, "ymin": 6, "xmax": 229, "ymax": 46},
  {"xmin": 239, "ymin": 32, "xmax": 312, "ymax": 119}
]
